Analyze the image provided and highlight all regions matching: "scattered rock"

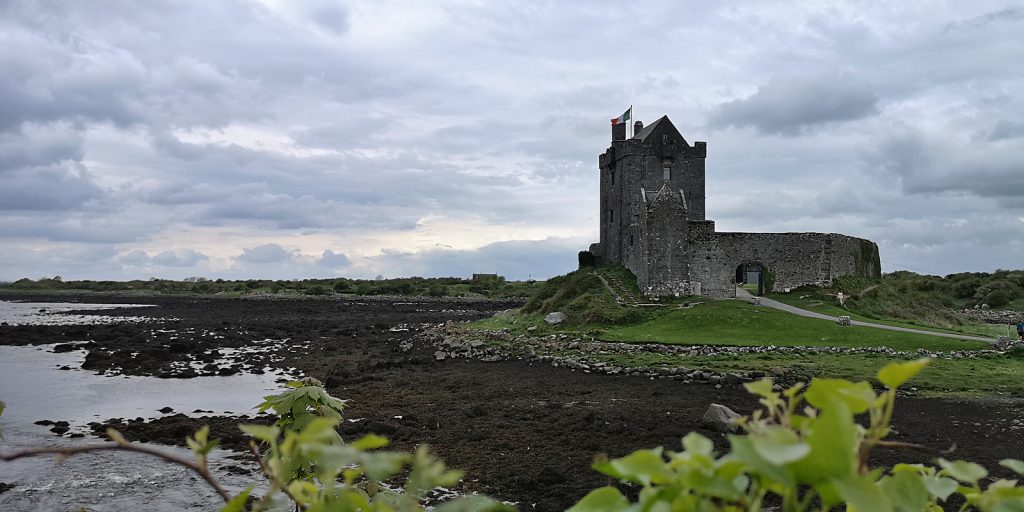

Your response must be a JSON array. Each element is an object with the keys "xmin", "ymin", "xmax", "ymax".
[
  {"xmin": 433, "ymin": 351, "xmax": 447, "ymax": 361},
  {"xmin": 526, "ymin": 325, "xmax": 538, "ymax": 332},
  {"xmin": 0, "ymin": 482, "xmax": 16, "ymax": 494},
  {"xmin": 701, "ymin": 403, "xmax": 741, "ymax": 433},
  {"xmin": 544, "ymin": 312, "xmax": 567, "ymax": 325},
  {"xmin": 158, "ymin": 407, "xmax": 174, "ymax": 414}
]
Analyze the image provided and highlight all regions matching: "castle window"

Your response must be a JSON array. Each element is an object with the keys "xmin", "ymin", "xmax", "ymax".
[
  {"xmin": 610, "ymin": 170, "xmax": 615, "ymax": 185},
  {"xmin": 663, "ymin": 164, "xmax": 672, "ymax": 180},
  {"xmin": 629, "ymin": 235, "xmax": 634, "ymax": 246},
  {"xmin": 608, "ymin": 209, "xmax": 614, "ymax": 223}
]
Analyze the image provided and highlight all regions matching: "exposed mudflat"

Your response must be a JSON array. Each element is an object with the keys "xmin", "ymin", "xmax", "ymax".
[{"xmin": 1, "ymin": 293, "xmax": 1022, "ymax": 511}]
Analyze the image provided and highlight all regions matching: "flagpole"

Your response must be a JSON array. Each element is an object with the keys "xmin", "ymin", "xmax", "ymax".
[{"xmin": 630, "ymin": 104, "xmax": 633, "ymax": 138}]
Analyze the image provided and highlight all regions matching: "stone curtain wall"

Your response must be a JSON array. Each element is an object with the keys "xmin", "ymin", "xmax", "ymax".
[
  {"xmin": 680, "ymin": 231, "xmax": 881, "ymax": 298},
  {"xmin": 829, "ymin": 234, "xmax": 882, "ymax": 280}
]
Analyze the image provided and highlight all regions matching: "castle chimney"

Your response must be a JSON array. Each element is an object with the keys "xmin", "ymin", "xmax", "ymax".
[
  {"xmin": 634, "ymin": 120, "xmax": 643, "ymax": 134},
  {"xmin": 612, "ymin": 122, "xmax": 626, "ymax": 141}
]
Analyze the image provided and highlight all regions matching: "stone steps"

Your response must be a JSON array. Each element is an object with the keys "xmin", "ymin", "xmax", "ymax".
[{"xmin": 595, "ymin": 270, "xmax": 648, "ymax": 306}]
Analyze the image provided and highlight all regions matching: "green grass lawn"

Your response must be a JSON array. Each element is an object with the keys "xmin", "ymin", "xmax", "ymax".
[
  {"xmin": 599, "ymin": 300, "xmax": 989, "ymax": 351},
  {"xmin": 767, "ymin": 289, "xmax": 1023, "ymax": 338},
  {"xmin": 588, "ymin": 350, "xmax": 1024, "ymax": 397},
  {"xmin": 765, "ymin": 292, "xmax": 1008, "ymax": 337}
]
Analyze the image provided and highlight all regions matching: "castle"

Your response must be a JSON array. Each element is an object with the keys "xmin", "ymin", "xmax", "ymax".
[{"xmin": 589, "ymin": 115, "xmax": 881, "ymax": 298}]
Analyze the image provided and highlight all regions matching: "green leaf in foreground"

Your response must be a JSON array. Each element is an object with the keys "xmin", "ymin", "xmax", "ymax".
[
  {"xmin": 239, "ymin": 424, "xmax": 281, "ymax": 444},
  {"xmin": 792, "ymin": 399, "xmax": 856, "ymax": 483},
  {"xmin": 832, "ymin": 474, "xmax": 893, "ymax": 512},
  {"xmin": 566, "ymin": 487, "xmax": 630, "ymax": 512},
  {"xmin": 877, "ymin": 358, "xmax": 931, "ymax": 389},
  {"xmin": 804, "ymin": 378, "xmax": 875, "ymax": 413},
  {"xmin": 879, "ymin": 470, "xmax": 930, "ymax": 512},
  {"xmin": 593, "ymin": 448, "xmax": 673, "ymax": 486},
  {"xmin": 922, "ymin": 475, "xmax": 959, "ymax": 501},
  {"xmin": 938, "ymin": 458, "xmax": 988, "ymax": 484},
  {"xmin": 750, "ymin": 426, "xmax": 810, "ymax": 465},
  {"xmin": 433, "ymin": 495, "xmax": 514, "ymax": 512},
  {"xmin": 681, "ymin": 432, "xmax": 714, "ymax": 457},
  {"xmin": 1002, "ymin": 459, "xmax": 1024, "ymax": 477},
  {"xmin": 218, "ymin": 486, "xmax": 253, "ymax": 512}
]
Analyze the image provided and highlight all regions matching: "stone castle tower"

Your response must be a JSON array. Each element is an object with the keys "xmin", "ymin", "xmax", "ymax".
[{"xmin": 591, "ymin": 115, "xmax": 881, "ymax": 298}]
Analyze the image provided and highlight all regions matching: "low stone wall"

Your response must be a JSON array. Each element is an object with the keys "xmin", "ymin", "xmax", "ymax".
[
  {"xmin": 960, "ymin": 308, "xmax": 1023, "ymax": 324},
  {"xmin": 414, "ymin": 324, "xmax": 1006, "ymax": 390}
]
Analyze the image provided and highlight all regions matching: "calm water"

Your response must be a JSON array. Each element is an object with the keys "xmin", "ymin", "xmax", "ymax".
[
  {"xmin": 0, "ymin": 301, "xmax": 294, "ymax": 511},
  {"xmin": 0, "ymin": 300, "xmax": 154, "ymax": 326}
]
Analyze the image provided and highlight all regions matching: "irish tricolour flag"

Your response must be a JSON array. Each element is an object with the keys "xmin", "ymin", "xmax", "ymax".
[{"xmin": 611, "ymin": 107, "xmax": 631, "ymax": 125}]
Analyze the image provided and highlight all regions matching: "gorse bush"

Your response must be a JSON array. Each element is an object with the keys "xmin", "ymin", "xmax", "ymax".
[{"xmin": 568, "ymin": 359, "xmax": 1024, "ymax": 512}]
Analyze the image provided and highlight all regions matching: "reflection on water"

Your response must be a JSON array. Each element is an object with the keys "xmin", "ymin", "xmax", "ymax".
[
  {"xmin": 0, "ymin": 301, "xmax": 155, "ymax": 326},
  {"xmin": 0, "ymin": 344, "xmax": 293, "ymax": 511}
]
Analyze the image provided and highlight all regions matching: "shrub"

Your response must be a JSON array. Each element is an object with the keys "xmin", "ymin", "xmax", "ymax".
[
  {"xmin": 570, "ymin": 359, "xmax": 1024, "ymax": 512},
  {"xmin": 578, "ymin": 250, "xmax": 598, "ymax": 268}
]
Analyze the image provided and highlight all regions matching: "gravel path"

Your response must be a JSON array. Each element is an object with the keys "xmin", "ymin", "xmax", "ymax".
[{"xmin": 735, "ymin": 287, "xmax": 996, "ymax": 344}]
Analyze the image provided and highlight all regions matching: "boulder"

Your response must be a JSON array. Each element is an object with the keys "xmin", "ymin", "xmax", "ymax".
[
  {"xmin": 702, "ymin": 403, "xmax": 741, "ymax": 433},
  {"xmin": 544, "ymin": 312, "xmax": 567, "ymax": 325}
]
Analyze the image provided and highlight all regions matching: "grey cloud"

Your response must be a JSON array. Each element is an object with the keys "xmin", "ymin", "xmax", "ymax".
[
  {"xmin": 236, "ymin": 244, "xmax": 294, "ymax": 264},
  {"xmin": 863, "ymin": 128, "xmax": 1024, "ymax": 202},
  {"xmin": 0, "ymin": 164, "xmax": 105, "ymax": 211},
  {"xmin": 0, "ymin": 244, "xmax": 119, "ymax": 281},
  {"xmin": 987, "ymin": 120, "xmax": 1024, "ymax": 141},
  {"xmin": 117, "ymin": 250, "xmax": 150, "ymax": 266},
  {"xmin": 362, "ymin": 238, "xmax": 585, "ymax": 281},
  {"xmin": 0, "ymin": 124, "xmax": 84, "ymax": 170},
  {"xmin": 151, "ymin": 249, "xmax": 209, "ymax": 267},
  {"xmin": 318, "ymin": 250, "xmax": 350, "ymax": 268},
  {"xmin": 709, "ymin": 75, "xmax": 879, "ymax": 135},
  {"xmin": 945, "ymin": 7, "xmax": 1024, "ymax": 32}
]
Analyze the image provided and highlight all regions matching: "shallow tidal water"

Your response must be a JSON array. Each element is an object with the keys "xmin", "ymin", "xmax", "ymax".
[
  {"xmin": 0, "ymin": 301, "xmax": 293, "ymax": 511},
  {"xmin": 0, "ymin": 300, "xmax": 154, "ymax": 326}
]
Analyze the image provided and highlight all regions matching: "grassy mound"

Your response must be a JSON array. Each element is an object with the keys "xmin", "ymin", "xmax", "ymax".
[{"xmin": 521, "ymin": 266, "xmax": 649, "ymax": 326}]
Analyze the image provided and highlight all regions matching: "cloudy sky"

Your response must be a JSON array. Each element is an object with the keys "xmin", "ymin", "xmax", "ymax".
[{"xmin": 1, "ymin": 1, "xmax": 1023, "ymax": 281}]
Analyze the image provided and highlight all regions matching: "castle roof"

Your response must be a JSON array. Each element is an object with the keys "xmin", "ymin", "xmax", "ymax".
[{"xmin": 631, "ymin": 115, "xmax": 687, "ymax": 144}]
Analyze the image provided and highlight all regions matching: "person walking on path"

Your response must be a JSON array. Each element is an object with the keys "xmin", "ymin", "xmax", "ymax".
[{"xmin": 1017, "ymin": 319, "xmax": 1024, "ymax": 341}]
